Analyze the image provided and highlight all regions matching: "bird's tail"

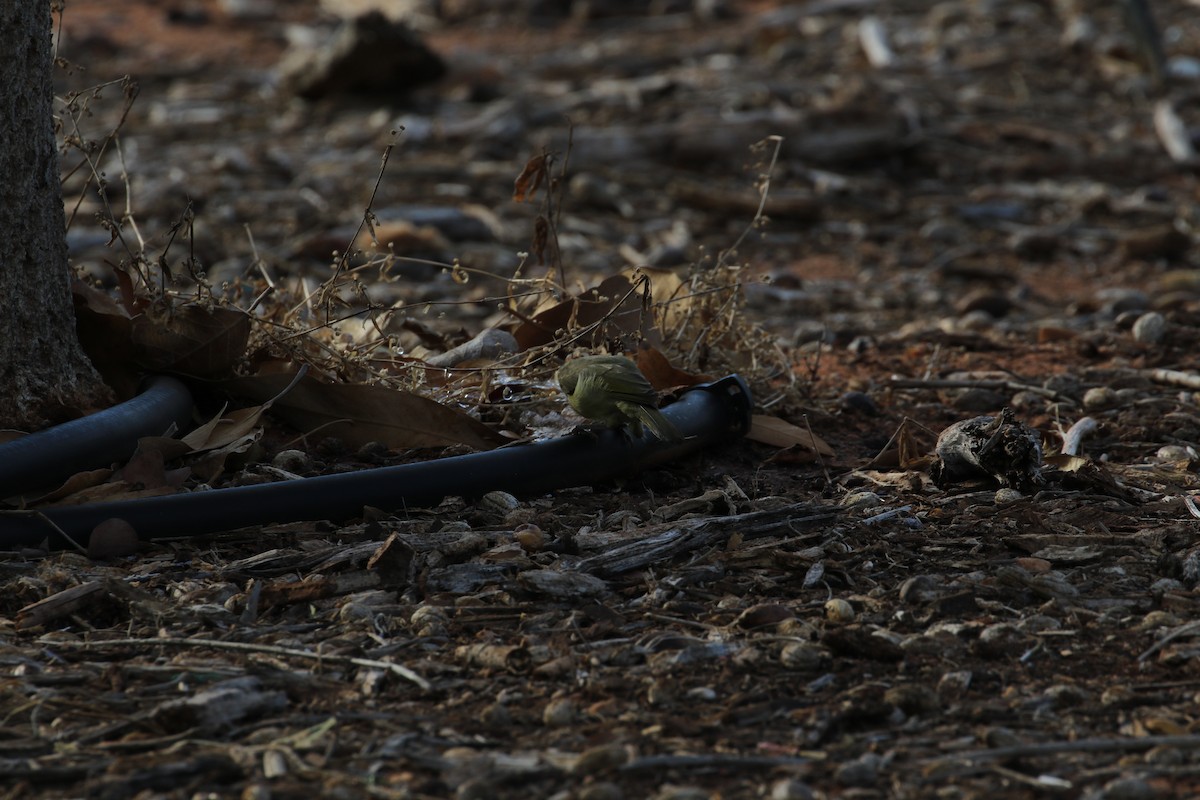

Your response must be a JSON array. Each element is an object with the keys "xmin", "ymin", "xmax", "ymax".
[{"xmin": 619, "ymin": 401, "xmax": 682, "ymax": 443}]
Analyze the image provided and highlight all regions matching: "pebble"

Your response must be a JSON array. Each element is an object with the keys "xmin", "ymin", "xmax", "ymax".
[
  {"xmin": 824, "ymin": 598, "xmax": 856, "ymax": 624},
  {"xmin": 950, "ymin": 387, "xmax": 1008, "ymax": 411},
  {"xmin": 884, "ymin": 683, "xmax": 940, "ymax": 715},
  {"xmin": 841, "ymin": 491, "xmax": 882, "ymax": 509},
  {"xmin": 937, "ymin": 670, "xmax": 972, "ymax": 700},
  {"xmin": 1082, "ymin": 386, "xmax": 1118, "ymax": 410},
  {"xmin": 1043, "ymin": 373, "xmax": 1082, "ymax": 398},
  {"xmin": 1041, "ymin": 683, "xmax": 1089, "ymax": 709},
  {"xmin": 1010, "ymin": 390, "xmax": 1046, "ymax": 412},
  {"xmin": 542, "ymin": 697, "xmax": 576, "ymax": 727},
  {"xmin": 973, "ymin": 622, "xmax": 1029, "ymax": 658},
  {"xmin": 779, "ymin": 642, "xmax": 829, "ymax": 672},
  {"xmin": 572, "ymin": 743, "xmax": 629, "ymax": 776},
  {"xmin": 272, "ymin": 449, "xmax": 312, "ymax": 473},
  {"xmin": 650, "ymin": 786, "xmax": 709, "ymax": 800},
  {"xmin": 994, "ymin": 488, "xmax": 1024, "ymax": 505},
  {"xmin": 1090, "ymin": 776, "xmax": 1158, "ymax": 800},
  {"xmin": 834, "ymin": 753, "xmax": 880, "ymax": 787},
  {"xmin": 770, "ymin": 778, "xmax": 815, "ymax": 800},
  {"xmin": 1132, "ymin": 312, "xmax": 1167, "ymax": 343},
  {"xmin": 838, "ymin": 390, "xmax": 880, "ymax": 415},
  {"xmin": 480, "ymin": 490, "xmax": 520, "ymax": 513},
  {"xmin": 1155, "ymin": 445, "xmax": 1194, "ymax": 462},
  {"xmin": 580, "ymin": 783, "xmax": 625, "ymax": 800}
]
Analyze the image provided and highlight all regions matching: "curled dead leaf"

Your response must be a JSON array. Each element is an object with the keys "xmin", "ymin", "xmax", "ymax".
[
  {"xmin": 220, "ymin": 372, "xmax": 505, "ymax": 451},
  {"xmin": 747, "ymin": 415, "xmax": 834, "ymax": 457}
]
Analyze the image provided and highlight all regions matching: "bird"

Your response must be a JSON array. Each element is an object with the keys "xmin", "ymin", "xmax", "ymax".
[{"xmin": 556, "ymin": 355, "xmax": 682, "ymax": 442}]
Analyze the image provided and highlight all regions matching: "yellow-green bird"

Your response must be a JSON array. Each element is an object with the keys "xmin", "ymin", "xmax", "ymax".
[{"xmin": 556, "ymin": 355, "xmax": 682, "ymax": 442}]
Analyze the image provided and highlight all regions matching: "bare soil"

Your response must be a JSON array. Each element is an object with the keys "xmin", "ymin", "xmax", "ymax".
[{"xmin": 5, "ymin": 1, "xmax": 1200, "ymax": 798}]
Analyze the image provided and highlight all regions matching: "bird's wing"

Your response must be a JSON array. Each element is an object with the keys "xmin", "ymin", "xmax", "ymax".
[
  {"xmin": 616, "ymin": 401, "xmax": 682, "ymax": 442},
  {"xmin": 589, "ymin": 361, "xmax": 657, "ymax": 404}
]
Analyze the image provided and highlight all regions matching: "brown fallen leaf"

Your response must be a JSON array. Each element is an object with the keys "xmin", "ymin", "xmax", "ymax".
[
  {"xmin": 132, "ymin": 304, "xmax": 251, "ymax": 379},
  {"xmin": 220, "ymin": 371, "xmax": 506, "ymax": 451},
  {"xmin": 512, "ymin": 152, "xmax": 548, "ymax": 203},
  {"xmin": 635, "ymin": 344, "xmax": 709, "ymax": 391},
  {"xmin": 747, "ymin": 415, "xmax": 835, "ymax": 457},
  {"xmin": 510, "ymin": 274, "xmax": 662, "ymax": 351}
]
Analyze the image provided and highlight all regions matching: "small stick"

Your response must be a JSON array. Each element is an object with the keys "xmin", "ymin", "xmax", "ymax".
[
  {"xmin": 42, "ymin": 635, "xmax": 431, "ymax": 691},
  {"xmin": 1147, "ymin": 368, "xmax": 1200, "ymax": 390},
  {"xmin": 1060, "ymin": 416, "xmax": 1097, "ymax": 456},
  {"xmin": 925, "ymin": 733, "xmax": 1200, "ymax": 766}
]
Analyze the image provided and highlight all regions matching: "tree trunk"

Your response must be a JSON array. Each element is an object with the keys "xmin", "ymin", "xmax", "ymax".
[{"xmin": 0, "ymin": 3, "xmax": 109, "ymax": 429}]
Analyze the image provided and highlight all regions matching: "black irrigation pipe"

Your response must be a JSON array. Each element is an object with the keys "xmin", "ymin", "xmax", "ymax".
[
  {"xmin": 0, "ymin": 375, "xmax": 754, "ymax": 549},
  {"xmin": 0, "ymin": 375, "xmax": 194, "ymax": 498}
]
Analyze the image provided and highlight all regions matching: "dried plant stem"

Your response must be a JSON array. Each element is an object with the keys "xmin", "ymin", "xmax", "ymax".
[{"xmin": 44, "ymin": 635, "xmax": 432, "ymax": 691}]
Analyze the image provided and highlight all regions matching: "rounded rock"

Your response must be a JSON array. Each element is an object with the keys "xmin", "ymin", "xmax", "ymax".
[
  {"xmin": 1082, "ymin": 386, "xmax": 1118, "ymax": 410},
  {"xmin": 780, "ymin": 642, "xmax": 829, "ymax": 672},
  {"xmin": 824, "ymin": 598, "xmax": 856, "ymax": 624},
  {"xmin": 1131, "ymin": 312, "xmax": 1167, "ymax": 344}
]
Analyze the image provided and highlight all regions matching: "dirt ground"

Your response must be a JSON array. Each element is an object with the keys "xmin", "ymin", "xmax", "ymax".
[{"xmin": 5, "ymin": 0, "xmax": 1200, "ymax": 798}]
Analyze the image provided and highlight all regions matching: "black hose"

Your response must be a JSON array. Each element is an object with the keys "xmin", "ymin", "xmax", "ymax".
[
  {"xmin": 0, "ymin": 376, "xmax": 194, "ymax": 498},
  {"xmin": 0, "ymin": 375, "xmax": 753, "ymax": 548}
]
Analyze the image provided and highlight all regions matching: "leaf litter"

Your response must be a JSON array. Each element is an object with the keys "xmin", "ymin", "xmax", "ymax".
[{"xmin": 7, "ymin": 2, "xmax": 1200, "ymax": 798}]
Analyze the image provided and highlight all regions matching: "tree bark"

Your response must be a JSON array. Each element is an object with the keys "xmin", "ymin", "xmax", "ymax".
[{"xmin": 0, "ymin": 2, "xmax": 109, "ymax": 429}]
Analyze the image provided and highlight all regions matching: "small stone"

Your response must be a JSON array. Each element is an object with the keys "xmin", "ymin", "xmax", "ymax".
[
  {"xmin": 951, "ymin": 387, "xmax": 1007, "ymax": 411},
  {"xmin": 542, "ymin": 697, "xmax": 575, "ymax": 727},
  {"xmin": 824, "ymin": 598, "xmax": 856, "ymax": 624},
  {"xmin": 841, "ymin": 491, "xmax": 882, "ymax": 509},
  {"xmin": 994, "ymin": 487, "xmax": 1024, "ymax": 505},
  {"xmin": 1043, "ymin": 374, "xmax": 1082, "ymax": 398},
  {"xmin": 899, "ymin": 575, "xmax": 943, "ymax": 604},
  {"xmin": 835, "ymin": 753, "xmax": 880, "ymax": 787},
  {"xmin": 579, "ymin": 782, "xmax": 625, "ymax": 800},
  {"xmin": 1155, "ymin": 445, "xmax": 1193, "ymax": 462},
  {"xmin": 984, "ymin": 727, "xmax": 1022, "ymax": 748},
  {"xmin": 1094, "ymin": 775, "xmax": 1157, "ymax": 800},
  {"xmin": 480, "ymin": 490, "xmax": 520, "ymax": 513},
  {"xmin": 649, "ymin": 787, "xmax": 709, "ymax": 800},
  {"xmin": 1008, "ymin": 227, "xmax": 1059, "ymax": 259},
  {"xmin": 513, "ymin": 524, "xmax": 545, "ymax": 552},
  {"xmin": 1139, "ymin": 610, "xmax": 1181, "ymax": 630},
  {"xmin": 973, "ymin": 623, "xmax": 1029, "ymax": 659},
  {"xmin": 479, "ymin": 702, "xmax": 511, "ymax": 729},
  {"xmin": 1082, "ymin": 386, "xmax": 1118, "ymax": 410},
  {"xmin": 272, "ymin": 449, "xmax": 312, "ymax": 473},
  {"xmin": 1128, "ymin": 311, "xmax": 1166, "ymax": 345},
  {"xmin": 1010, "ymin": 390, "xmax": 1046, "ymax": 412},
  {"xmin": 355, "ymin": 440, "xmax": 389, "ymax": 462},
  {"xmin": 88, "ymin": 518, "xmax": 140, "ymax": 560},
  {"xmin": 456, "ymin": 778, "xmax": 495, "ymax": 800},
  {"xmin": 885, "ymin": 684, "xmax": 940, "ymax": 716},
  {"xmin": 780, "ymin": 642, "xmax": 829, "ymax": 672},
  {"xmin": 838, "ymin": 390, "xmax": 880, "ymax": 415},
  {"xmin": 958, "ymin": 309, "xmax": 996, "ymax": 331},
  {"xmin": 937, "ymin": 670, "xmax": 972, "ymax": 700},
  {"xmin": 1097, "ymin": 288, "xmax": 1149, "ymax": 316},
  {"xmin": 1041, "ymin": 683, "xmax": 1089, "ymax": 709},
  {"xmin": 770, "ymin": 778, "xmax": 815, "ymax": 800},
  {"xmin": 572, "ymin": 743, "xmax": 629, "ymax": 776},
  {"xmin": 846, "ymin": 336, "xmax": 875, "ymax": 355}
]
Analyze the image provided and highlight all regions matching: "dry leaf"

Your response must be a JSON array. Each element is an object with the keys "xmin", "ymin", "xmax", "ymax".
[
  {"xmin": 747, "ymin": 415, "xmax": 835, "ymax": 456},
  {"xmin": 513, "ymin": 153, "xmax": 548, "ymax": 202},
  {"xmin": 220, "ymin": 372, "xmax": 505, "ymax": 451},
  {"xmin": 132, "ymin": 305, "xmax": 251, "ymax": 379},
  {"xmin": 635, "ymin": 345, "xmax": 709, "ymax": 391},
  {"xmin": 511, "ymin": 275, "xmax": 663, "ymax": 351}
]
